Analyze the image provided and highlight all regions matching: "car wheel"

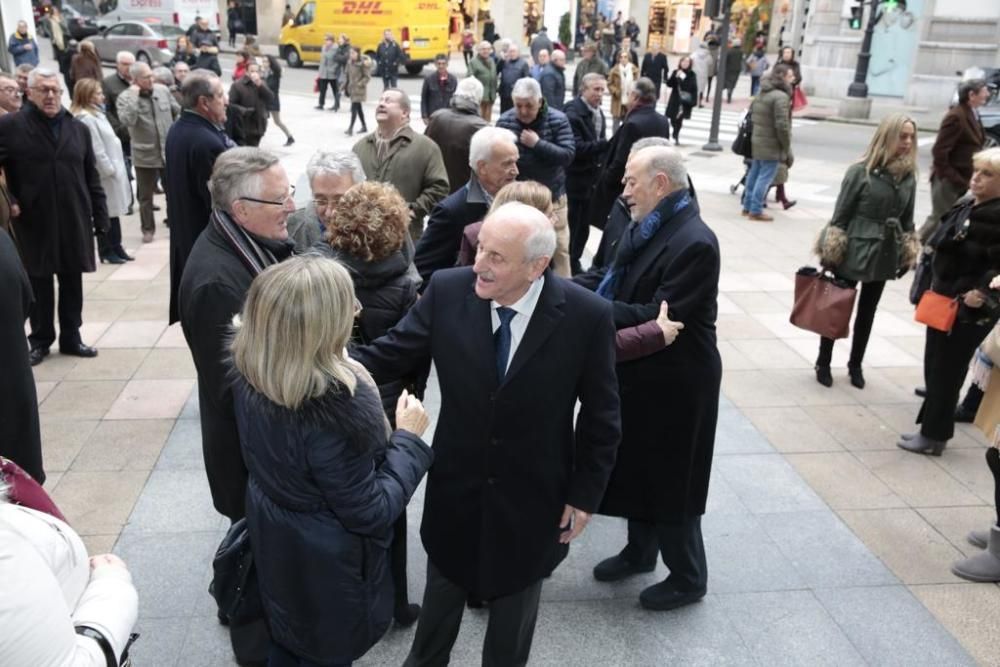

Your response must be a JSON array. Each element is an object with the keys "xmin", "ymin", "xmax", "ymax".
[
  {"xmin": 405, "ymin": 64, "xmax": 424, "ymax": 76},
  {"xmin": 284, "ymin": 46, "xmax": 302, "ymax": 68},
  {"xmin": 136, "ymin": 51, "xmax": 151, "ymax": 64}
]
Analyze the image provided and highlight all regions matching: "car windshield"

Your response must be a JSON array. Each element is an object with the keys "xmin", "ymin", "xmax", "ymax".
[
  {"xmin": 156, "ymin": 25, "xmax": 187, "ymax": 38},
  {"xmin": 65, "ymin": 1, "xmax": 98, "ymax": 17}
]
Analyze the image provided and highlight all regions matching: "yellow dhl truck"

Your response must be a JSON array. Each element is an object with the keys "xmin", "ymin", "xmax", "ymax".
[{"xmin": 279, "ymin": 0, "xmax": 449, "ymax": 75}]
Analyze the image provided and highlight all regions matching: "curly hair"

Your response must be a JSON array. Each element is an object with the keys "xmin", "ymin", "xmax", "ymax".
[{"xmin": 325, "ymin": 181, "xmax": 410, "ymax": 262}]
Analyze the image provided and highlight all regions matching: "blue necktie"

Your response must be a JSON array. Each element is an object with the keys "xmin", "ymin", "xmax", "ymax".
[{"xmin": 494, "ymin": 306, "xmax": 516, "ymax": 381}]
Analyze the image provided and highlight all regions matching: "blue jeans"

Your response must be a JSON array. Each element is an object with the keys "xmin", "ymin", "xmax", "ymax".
[
  {"xmin": 382, "ymin": 75, "xmax": 397, "ymax": 90},
  {"xmin": 750, "ymin": 75, "xmax": 761, "ymax": 96},
  {"xmin": 743, "ymin": 159, "xmax": 780, "ymax": 215}
]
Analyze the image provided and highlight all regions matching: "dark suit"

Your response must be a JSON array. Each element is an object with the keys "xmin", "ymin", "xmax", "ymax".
[
  {"xmin": 413, "ymin": 178, "xmax": 491, "ymax": 287},
  {"xmin": 641, "ymin": 52, "xmax": 669, "ymax": 101},
  {"xmin": 352, "ymin": 268, "xmax": 621, "ymax": 665},
  {"xmin": 576, "ymin": 190, "xmax": 720, "ymax": 592},
  {"xmin": 564, "ymin": 96, "xmax": 608, "ymax": 273},
  {"xmin": 588, "ymin": 104, "xmax": 670, "ymax": 232}
]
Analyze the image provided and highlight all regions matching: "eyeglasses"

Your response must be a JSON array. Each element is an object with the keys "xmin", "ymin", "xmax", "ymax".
[
  {"xmin": 0, "ymin": 86, "xmax": 18, "ymax": 94},
  {"xmin": 312, "ymin": 194, "xmax": 342, "ymax": 210},
  {"xmin": 31, "ymin": 86, "xmax": 62, "ymax": 97},
  {"xmin": 239, "ymin": 185, "xmax": 296, "ymax": 207}
]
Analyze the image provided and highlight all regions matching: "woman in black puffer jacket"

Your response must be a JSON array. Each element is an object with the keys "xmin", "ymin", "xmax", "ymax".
[{"xmin": 314, "ymin": 180, "xmax": 426, "ymax": 627}]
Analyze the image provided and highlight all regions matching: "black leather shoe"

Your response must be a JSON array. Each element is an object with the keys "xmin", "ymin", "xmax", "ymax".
[
  {"xmin": 115, "ymin": 247, "xmax": 135, "ymax": 261},
  {"xmin": 29, "ymin": 346, "xmax": 49, "ymax": 366},
  {"xmin": 393, "ymin": 603, "xmax": 420, "ymax": 627},
  {"xmin": 914, "ymin": 387, "xmax": 927, "ymax": 397},
  {"xmin": 100, "ymin": 253, "xmax": 126, "ymax": 264},
  {"xmin": 593, "ymin": 554, "xmax": 656, "ymax": 582},
  {"xmin": 815, "ymin": 365, "xmax": 833, "ymax": 388},
  {"xmin": 59, "ymin": 343, "xmax": 98, "ymax": 358},
  {"xmin": 848, "ymin": 365, "xmax": 865, "ymax": 389},
  {"xmin": 639, "ymin": 580, "xmax": 706, "ymax": 611},
  {"xmin": 152, "ymin": 204, "xmax": 161, "ymax": 212}
]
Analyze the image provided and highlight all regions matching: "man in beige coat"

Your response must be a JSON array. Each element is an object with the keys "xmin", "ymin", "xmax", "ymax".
[{"xmin": 117, "ymin": 61, "xmax": 180, "ymax": 242}]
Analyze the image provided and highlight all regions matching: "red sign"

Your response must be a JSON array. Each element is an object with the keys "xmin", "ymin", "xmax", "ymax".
[{"xmin": 342, "ymin": 1, "xmax": 384, "ymax": 14}]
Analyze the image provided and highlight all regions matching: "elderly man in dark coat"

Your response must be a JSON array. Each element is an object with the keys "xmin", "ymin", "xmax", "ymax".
[
  {"xmin": 424, "ymin": 77, "xmax": 488, "ymax": 195},
  {"xmin": 0, "ymin": 230, "xmax": 43, "ymax": 483},
  {"xmin": 0, "ymin": 67, "xmax": 108, "ymax": 367},
  {"xmin": 353, "ymin": 202, "xmax": 621, "ymax": 666},
  {"xmin": 414, "ymin": 126, "xmax": 519, "ymax": 286},
  {"xmin": 588, "ymin": 78, "xmax": 670, "ymax": 232},
  {"xmin": 165, "ymin": 70, "xmax": 234, "ymax": 324},
  {"xmin": 178, "ymin": 147, "xmax": 295, "ymax": 522},
  {"xmin": 564, "ymin": 72, "xmax": 608, "ymax": 274},
  {"xmin": 576, "ymin": 145, "xmax": 720, "ymax": 612}
]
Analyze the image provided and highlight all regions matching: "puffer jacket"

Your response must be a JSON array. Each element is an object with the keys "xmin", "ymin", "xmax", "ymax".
[
  {"xmin": 750, "ymin": 76, "xmax": 792, "ymax": 162},
  {"xmin": 932, "ymin": 197, "xmax": 1000, "ymax": 302},
  {"xmin": 314, "ymin": 238, "xmax": 422, "ymax": 421},
  {"xmin": 116, "ymin": 83, "xmax": 179, "ymax": 168},
  {"xmin": 234, "ymin": 373, "xmax": 433, "ymax": 665},
  {"xmin": 343, "ymin": 57, "xmax": 371, "ymax": 102},
  {"xmin": 318, "ymin": 44, "xmax": 338, "ymax": 79},
  {"xmin": 496, "ymin": 101, "xmax": 576, "ymax": 198},
  {"xmin": 817, "ymin": 162, "xmax": 919, "ymax": 283}
]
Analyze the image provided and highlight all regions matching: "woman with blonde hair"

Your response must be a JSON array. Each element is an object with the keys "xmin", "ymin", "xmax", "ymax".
[
  {"xmin": 608, "ymin": 49, "xmax": 638, "ymax": 132},
  {"xmin": 814, "ymin": 112, "xmax": 920, "ymax": 389},
  {"xmin": 314, "ymin": 180, "xmax": 424, "ymax": 627},
  {"xmin": 231, "ymin": 254, "xmax": 433, "ymax": 665},
  {"xmin": 71, "ymin": 78, "xmax": 132, "ymax": 264}
]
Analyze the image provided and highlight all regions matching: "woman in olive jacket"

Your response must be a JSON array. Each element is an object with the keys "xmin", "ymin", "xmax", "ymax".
[{"xmin": 815, "ymin": 113, "xmax": 921, "ymax": 389}]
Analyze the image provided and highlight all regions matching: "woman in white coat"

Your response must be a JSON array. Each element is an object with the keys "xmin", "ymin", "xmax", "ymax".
[
  {"xmin": 0, "ymin": 474, "xmax": 139, "ymax": 665},
  {"xmin": 71, "ymin": 78, "xmax": 133, "ymax": 264}
]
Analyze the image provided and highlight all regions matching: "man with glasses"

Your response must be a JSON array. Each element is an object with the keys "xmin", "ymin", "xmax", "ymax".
[
  {"xmin": 165, "ymin": 69, "xmax": 234, "ymax": 324},
  {"xmin": 178, "ymin": 147, "xmax": 295, "ymax": 524},
  {"xmin": 0, "ymin": 67, "xmax": 109, "ymax": 366},
  {"xmin": 286, "ymin": 150, "xmax": 366, "ymax": 252}
]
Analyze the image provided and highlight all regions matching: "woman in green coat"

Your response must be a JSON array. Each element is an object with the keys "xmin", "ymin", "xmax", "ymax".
[
  {"xmin": 814, "ymin": 113, "xmax": 921, "ymax": 388},
  {"xmin": 467, "ymin": 41, "xmax": 498, "ymax": 121}
]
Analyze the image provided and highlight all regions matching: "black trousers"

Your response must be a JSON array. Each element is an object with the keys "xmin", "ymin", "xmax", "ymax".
[
  {"xmin": 391, "ymin": 512, "xmax": 411, "ymax": 610},
  {"xmin": 621, "ymin": 516, "xmax": 707, "ymax": 592},
  {"xmin": 403, "ymin": 561, "xmax": 543, "ymax": 667},
  {"xmin": 28, "ymin": 272, "xmax": 83, "ymax": 351},
  {"xmin": 817, "ymin": 279, "xmax": 886, "ymax": 368},
  {"xmin": 919, "ymin": 317, "xmax": 995, "ymax": 441},
  {"xmin": 348, "ymin": 102, "xmax": 366, "ymax": 131},
  {"xmin": 317, "ymin": 79, "xmax": 340, "ymax": 108},
  {"xmin": 500, "ymin": 94, "xmax": 513, "ymax": 114},
  {"xmin": 97, "ymin": 216, "xmax": 123, "ymax": 257},
  {"xmin": 567, "ymin": 193, "xmax": 591, "ymax": 274}
]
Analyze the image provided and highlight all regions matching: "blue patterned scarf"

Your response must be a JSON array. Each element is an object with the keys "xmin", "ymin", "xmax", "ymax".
[{"xmin": 596, "ymin": 189, "xmax": 692, "ymax": 300}]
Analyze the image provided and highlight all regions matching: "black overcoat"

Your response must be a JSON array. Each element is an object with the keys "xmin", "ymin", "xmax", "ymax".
[
  {"xmin": 165, "ymin": 110, "xmax": 233, "ymax": 323},
  {"xmin": 588, "ymin": 104, "xmax": 669, "ymax": 230},
  {"xmin": 352, "ymin": 268, "xmax": 621, "ymax": 599},
  {"xmin": 665, "ymin": 68, "xmax": 698, "ymax": 121},
  {"xmin": 0, "ymin": 230, "xmax": 43, "ymax": 483},
  {"xmin": 178, "ymin": 220, "xmax": 294, "ymax": 520},
  {"xmin": 0, "ymin": 103, "xmax": 108, "ymax": 276},
  {"xmin": 577, "ymin": 194, "xmax": 721, "ymax": 521},
  {"xmin": 563, "ymin": 96, "xmax": 608, "ymax": 201},
  {"xmin": 413, "ymin": 179, "xmax": 490, "ymax": 286}
]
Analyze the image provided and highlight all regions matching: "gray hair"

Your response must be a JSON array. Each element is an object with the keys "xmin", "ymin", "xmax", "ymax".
[
  {"xmin": 384, "ymin": 88, "xmax": 410, "ymax": 114},
  {"xmin": 468, "ymin": 126, "xmax": 518, "ymax": 169},
  {"xmin": 455, "ymin": 76, "xmax": 484, "ymax": 104},
  {"xmin": 477, "ymin": 40, "xmax": 492, "ymax": 51},
  {"xmin": 487, "ymin": 202, "xmax": 556, "ymax": 263},
  {"xmin": 511, "ymin": 77, "xmax": 541, "ymax": 101},
  {"xmin": 579, "ymin": 72, "xmax": 606, "ymax": 94},
  {"xmin": 180, "ymin": 69, "xmax": 219, "ymax": 110},
  {"xmin": 152, "ymin": 66, "xmax": 174, "ymax": 86},
  {"xmin": 305, "ymin": 150, "xmax": 366, "ymax": 185},
  {"xmin": 209, "ymin": 147, "xmax": 281, "ymax": 214},
  {"xmin": 632, "ymin": 77, "xmax": 657, "ymax": 104},
  {"xmin": 116, "ymin": 50, "xmax": 136, "ymax": 65},
  {"xmin": 26, "ymin": 67, "xmax": 59, "ymax": 88},
  {"xmin": 129, "ymin": 61, "xmax": 151, "ymax": 80},
  {"xmin": 15, "ymin": 63, "xmax": 34, "ymax": 76},
  {"xmin": 630, "ymin": 136, "xmax": 672, "ymax": 156},
  {"xmin": 959, "ymin": 78, "xmax": 988, "ymax": 105},
  {"xmin": 637, "ymin": 146, "xmax": 688, "ymax": 189}
]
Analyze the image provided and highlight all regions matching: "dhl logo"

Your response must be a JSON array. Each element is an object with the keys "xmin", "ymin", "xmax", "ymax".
[{"xmin": 342, "ymin": 0, "xmax": 385, "ymax": 13}]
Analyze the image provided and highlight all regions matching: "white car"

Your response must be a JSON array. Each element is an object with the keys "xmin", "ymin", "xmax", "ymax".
[{"xmin": 85, "ymin": 21, "xmax": 186, "ymax": 66}]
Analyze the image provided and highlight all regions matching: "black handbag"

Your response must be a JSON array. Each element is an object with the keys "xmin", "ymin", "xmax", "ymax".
[
  {"xmin": 210, "ymin": 518, "xmax": 264, "ymax": 626},
  {"xmin": 731, "ymin": 107, "xmax": 754, "ymax": 158},
  {"xmin": 909, "ymin": 198, "xmax": 974, "ymax": 305}
]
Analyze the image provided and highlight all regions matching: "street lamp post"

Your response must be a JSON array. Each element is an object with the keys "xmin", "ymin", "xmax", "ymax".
[
  {"xmin": 702, "ymin": 0, "xmax": 733, "ymax": 152},
  {"xmin": 846, "ymin": 0, "xmax": 906, "ymax": 98}
]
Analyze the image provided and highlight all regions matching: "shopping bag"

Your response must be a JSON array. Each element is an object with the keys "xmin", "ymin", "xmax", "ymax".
[
  {"xmin": 792, "ymin": 86, "xmax": 808, "ymax": 111},
  {"xmin": 914, "ymin": 290, "xmax": 959, "ymax": 332},
  {"xmin": 789, "ymin": 266, "xmax": 858, "ymax": 339}
]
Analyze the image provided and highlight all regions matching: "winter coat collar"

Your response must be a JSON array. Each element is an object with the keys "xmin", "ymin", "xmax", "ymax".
[{"xmin": 759, "ymin": 77, "xmax": 792, "ymax": 97}]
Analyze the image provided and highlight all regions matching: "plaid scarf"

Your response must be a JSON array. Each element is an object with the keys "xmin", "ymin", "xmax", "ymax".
[{"xmin": 211, "ymin": 208, "xmax": 281, "ymax": 277}]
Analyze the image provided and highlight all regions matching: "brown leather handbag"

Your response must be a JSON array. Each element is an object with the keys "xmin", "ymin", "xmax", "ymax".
[
  {"xmin": 914, "ymin": 290, "xmax": 959, "ymax": 332},
  {"xmin": 790, "ymin": 267, "xmax": 858, "ymax": 339}
]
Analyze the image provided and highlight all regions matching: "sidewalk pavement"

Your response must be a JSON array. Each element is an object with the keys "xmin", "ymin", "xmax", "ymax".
[{"xmin": 29, "ymin": 82, "xmax": 1000, "ymax": 665}]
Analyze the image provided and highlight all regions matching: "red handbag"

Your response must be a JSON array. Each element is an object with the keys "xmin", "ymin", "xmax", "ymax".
[
  {"xmin": 790, "ymin": 267, "xmax": 858, "ymax": 339},
  {"xmin": 915, "ymin": 290, "xmax": 959, "ymax": 332},
  {"xmin": 792, "ymin": 86, "xmax": 808, "ymax": 111}
]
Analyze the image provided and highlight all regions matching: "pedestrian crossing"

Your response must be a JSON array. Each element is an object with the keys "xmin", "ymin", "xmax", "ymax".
[{"xmin": 408, "ymin": 94, "xmax": 815, "ymax": 147}]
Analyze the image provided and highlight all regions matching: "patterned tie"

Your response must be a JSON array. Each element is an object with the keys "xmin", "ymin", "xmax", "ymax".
[{"xmin": 494, "ymin": 307, "xmax": 516, "ymax": 381}]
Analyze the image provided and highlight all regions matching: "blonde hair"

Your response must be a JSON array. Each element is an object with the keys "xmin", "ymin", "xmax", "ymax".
[
  {"xmin": 70, "ymin": 78, "xmax": 102, "ymax": 115},
  {"xmin": 326, "ymin": 181, "xmax": 409, "ymax": 262},
  {"xmin": 230, "ymin": 255, "xmax": 358, "ymax": 409},
  {"xmin": 972, "ymin": 147, "xmax": 1000, "ymax": 173},
  {"xmin": 489, "ymin": 180, "xmax": 553, "ymax": 217},
  {"xmin": 860, "ymin": 112, "xmax": 918, "ymax": 174}
]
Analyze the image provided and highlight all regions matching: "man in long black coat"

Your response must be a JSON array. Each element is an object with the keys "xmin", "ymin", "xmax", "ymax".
[
  {"xmin": 576, "ymin": 145, "xmax": 721, "ymax": 612},
  {"xmin": 166, "ymin": 70, "xmax": 234, "ymax": 324},
  {"xmin": 588, "ymin": 78, "xmax": 669, "ymax": 233},
  {"xmin": 564, "ymin": 72, "xmax": 608, "ymax": 274},
  {"xmin": 353, "ymin": 203, "xmax": 621, "ymax": 666},
  {"xmin": 640, "ymin": 44, "xmax": 669, "ymax": 106},
  {"xmin": 0, "ymin": 68, "xmax": 109, "ymax": 366},
  {"xmin": 0, "ymin": 229, "xmax": 43, "ymax": 482}
]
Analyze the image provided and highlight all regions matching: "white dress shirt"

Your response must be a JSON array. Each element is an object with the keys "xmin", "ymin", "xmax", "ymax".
[{"xmin": 490, "ymin": 276, "xmax": 545, "ymax": 374}]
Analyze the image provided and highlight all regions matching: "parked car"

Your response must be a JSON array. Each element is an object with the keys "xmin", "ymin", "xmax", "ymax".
[
  {"xmin": 62, "ymin": 2, "xmax": 102, "ymax": 40},
  {"xmin": 94, "ymin": 0, "xmax": 219, "ymax": 32},
  {"xmin": 85, "ymin": 20, "xmax": 185, "ymax": 65}
]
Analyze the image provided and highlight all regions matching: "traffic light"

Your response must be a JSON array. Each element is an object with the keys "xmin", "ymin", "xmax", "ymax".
[{"xmin": 849, "ymin": 2, "xmax": 863, "ymax": 30}]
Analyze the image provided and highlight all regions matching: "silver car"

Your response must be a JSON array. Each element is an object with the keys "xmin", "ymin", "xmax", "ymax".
[{"xmin": 85, "ymin": 21, "xmax": 187, "ymax": 66}]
